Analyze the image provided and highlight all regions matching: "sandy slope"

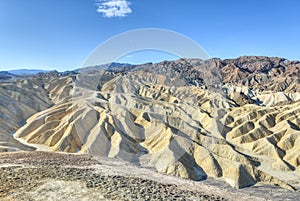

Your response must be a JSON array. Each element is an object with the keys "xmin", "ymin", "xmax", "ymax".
[{"xmin": 13, "ymin": 72, "xmax": 300, "ymax": 191}]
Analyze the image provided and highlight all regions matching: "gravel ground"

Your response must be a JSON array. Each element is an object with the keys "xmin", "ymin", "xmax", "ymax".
[
  {"xmin": 0, "ymin": 152, "xmax": 299, "ymax": 201},
  {"xmin": 0, "ymin": 152, "xmax": 225, "ymax": 201}
]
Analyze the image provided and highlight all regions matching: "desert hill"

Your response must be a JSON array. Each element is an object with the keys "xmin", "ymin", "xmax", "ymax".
[{"xmin": 1, "ymin": 56, "xmax": 300, "ymax": 191}]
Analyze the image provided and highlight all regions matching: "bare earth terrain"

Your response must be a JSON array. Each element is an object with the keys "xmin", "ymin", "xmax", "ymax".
[
  {"xmin": 0, "ymin": 151, "xmax": 299, "ymax": 201},
  {"xmin": 0, "ymin": 56, "xmax": 300, "ymax": 200}
]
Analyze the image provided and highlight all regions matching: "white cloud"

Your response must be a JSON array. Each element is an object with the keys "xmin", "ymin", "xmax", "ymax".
[{"xmin": 96, "ymin": 0, "xmax": 132, "ymax": 18}]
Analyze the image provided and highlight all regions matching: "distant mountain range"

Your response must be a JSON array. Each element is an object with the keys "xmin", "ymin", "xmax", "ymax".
[
  {"xmin": 1, "ymin": 63, "xmax": 133, "ymax": 77},
  {"xmin": 0, "ymin": 69, "xmax": 50, "ymax": 77},
  {"xmin": 6, "ymin": 69, "xmax": 50, "ymax": 76},
  {"xmin": 0, "ymin": 69, "xmax": 50, "ymax": 81}
]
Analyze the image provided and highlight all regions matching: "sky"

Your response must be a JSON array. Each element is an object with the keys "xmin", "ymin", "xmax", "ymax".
[{"xmin": 0, "ymin": 0, "xmax": 300, "ymax": 71}]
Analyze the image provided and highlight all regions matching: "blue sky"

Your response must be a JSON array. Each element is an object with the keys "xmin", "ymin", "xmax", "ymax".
[{"xmin": 0, "ymin": 0, "xmax": 299, "ymax": 71}]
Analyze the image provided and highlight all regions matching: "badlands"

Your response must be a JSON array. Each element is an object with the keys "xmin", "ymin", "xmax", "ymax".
[{"xmin": 0, "ymin": 56, "xmax": 300, "ymax": 200}]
